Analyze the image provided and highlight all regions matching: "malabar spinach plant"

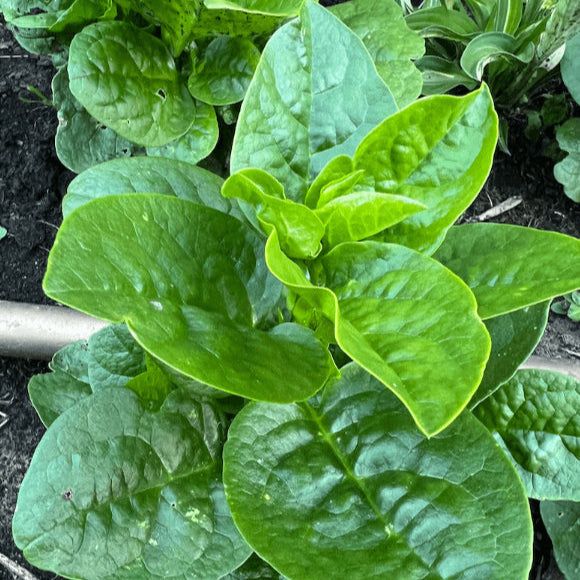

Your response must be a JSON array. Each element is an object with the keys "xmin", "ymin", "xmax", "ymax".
[{"xmin": 12, "ymin": 2, "xmax": 580, "ymax": 579}]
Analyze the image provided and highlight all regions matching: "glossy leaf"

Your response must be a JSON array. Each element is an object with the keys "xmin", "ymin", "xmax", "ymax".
[
  {"xmin": 265, "ymin": 232, "xmax": 490, "ymax": 436},
  {"xmin": 405, "ymin": 7, "xmax": 480, "ymax": 42},
  {"xmin": 203, "ymin": 0, "xmax": 303, "ymax": 16},
  {"xmin": 13, "ymin": 388, "xmax": 251, "ymax": 579},
  {"xmin": 231, "ymin": 1, "xmax": 397, "ymax": 203},
  {"xmin": 145, "ymin": 100, "xmax": 219, "ymax": 165},
  {"xmin": 304, "ymin": 155, "xmax": 360, "ymax": 209},
  {"xmin": 415, "ymin": 55, "xmax": 478, "ymax": 95},
  {"xmin": 188, "ymin": 36, "xmax": 260, "ymax": 105},
  {"xmin": 353, "ymin": 86, "xmax": 497, "ymax": 253},
  {"xmin": 474, "ymin": 369, "xmax": 580, "ymax": 500},
  {"xmin": 68, "ymin": 21, "xmax": 196, "ymax": 147},
  {"xmin": 471, "ymin": 302, "xmax": 550, "ymax": 407},
  {"xmin": 223, "ymin": 364, "xmax": 533, "ymax": 580},
  {"xmin": 222, "ymin": 169, "xmax": 325, "ymax": 259},
  {"xmin": 52, "ymin": 67, "xmax": 136, "ymax": 174},
  {"xmin": 434, "ymin": 223, "xmax": 580, "ymax": 319},
  {"xmin": 315, "ymin": 192, "xmax": 426, "ymax": 248},
  {"xmin": 554, "ymin": 118, "xmax": 580, "ymax": 203},
  {"xmin": 330, "ymin": 0, "xmax": 425, "ymax": 108},
  {"xmin": 541, "ymin": 501, "xmax": 580, "ymax": 580},
  {"xmin": 63, "ymin": 156, "xmax": 239, "ymax": 219},
  {"xmin": 460, "ymin": 32, "xmax": 534, "ymax": 80},
  {"xmin": 561, "ymin": 33, "xmax": 580, "ymax": 105},
  {"xmin": 192, "ymin": 5, "xmax": 282, "ymax": 38},
  {"xmin": 44, "ymin": 195, "xmax": 336, "ymax": 403},
  {"xmin": 50, "ymin": 339, "xmax": 90, "ymax": 383}
]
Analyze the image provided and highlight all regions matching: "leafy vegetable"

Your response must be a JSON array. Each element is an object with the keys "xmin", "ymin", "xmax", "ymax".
[
  {"xmin": 560, "ymin": 32, "xmax": 580, "ymax": 104},
  {"xmin": 554, "ymin": 117, "xmax": 580, "ymax": 203},
  {"xmin": 224, "ymin": 364, "xmax": 533, "ymax": 580},
  {"xmin": 474, "ymin": 369, "xmax": 580, "ymax": 500}
]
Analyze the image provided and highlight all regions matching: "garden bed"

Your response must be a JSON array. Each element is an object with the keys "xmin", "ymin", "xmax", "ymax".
[{"xmin": 0, "ymin": 9, "xmax": 579, "ymax": 579}]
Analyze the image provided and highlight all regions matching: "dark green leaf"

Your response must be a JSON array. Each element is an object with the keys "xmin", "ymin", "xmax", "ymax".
[
  {"xmin": 474, "ymin": 369, "xmax": 580, "ymax": 500},
  {"xmin": 561, "ymin": 32, "xmax": 580, "ymax": 105},
  {"xmin": 203, "ymin": 0, "xmax": 303, "ymax": 16},
  {"xmin": 192, "ymin": 5, "xmax": 282, "ymax": 38},
  {"xmin": 554, "ymin": 118, "xmax": 580, "ymax": 203},
  {"xmin": 223, "ymin": 364, "xmax": 533, "ymax": 580},
  {"xmin": 434, "ymin": 223, "xmax": 580, "ymax": 319}
]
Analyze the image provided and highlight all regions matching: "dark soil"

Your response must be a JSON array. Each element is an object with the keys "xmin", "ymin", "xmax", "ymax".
[{"xmin": 0, "ymin": 10, "xmax": 578, "ymax": 580}]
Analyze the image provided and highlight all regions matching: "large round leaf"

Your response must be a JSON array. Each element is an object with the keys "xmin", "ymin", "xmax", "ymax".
[
  {"xmin": 43, "ymin": 195, "xmax": 337, "ymax": 403},
  {"xmin": 230, "ymin": 1, "xmax": 397, "ymax": 203},
  {"xmin": 561, "ymin": 33, "xmax": 580, "ymax": 104},
  {"xmin": 68, "ymin": 21, "xmax": 196, "ymax": 147},
  {"xmin": 474, "ymin": 369, "xmax": 580, "ymax": 501},
  {"xmin": 223, "ymin": 364, "xmax": 533, "ymax": 580},
  {"xmin": 13, "ymin": 388, "xmax": 251, "ymax": 579}
]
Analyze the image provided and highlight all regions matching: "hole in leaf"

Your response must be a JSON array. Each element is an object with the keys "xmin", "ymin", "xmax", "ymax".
[
  {"xmin": 99, "ymin": 125, "xmax": 107, "ymax": 131},
  {"xmin": 156, "ymin": 89, "xmax": 167, "ymax": 100},
  {"xmin": 62, "ymin": 489, "xmax": 73, "ymax": 500}
]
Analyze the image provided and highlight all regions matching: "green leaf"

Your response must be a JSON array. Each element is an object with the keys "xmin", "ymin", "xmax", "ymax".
[
  {"xmin": 353, "ymin": 86, "xmax": 497, "ymax": 254},
  {"xmin": 224, "ymin": 553, "xmax": 285, "ymax": 579},
  {"xmin": 223, "ymin": 363, "xmax": 533, "ymax": 580},
  {"xmin": 471, "ymin": 302, "xmax": 550, "ymax": 408},
  {"xmin": 50, "ymin": 339, "xmax": 90, "ymax": 383},
  {"xmin": 489, "ymin": 0, "xmax": 522, "ymax": 34},
  {"xmin": 415, "ymin": 55, "xmax": 478, "ymax": 95},
  {"xmin": 561, "ymin": 33, "xmax": 580, "ymax": 105},
  {"xmin": 127, "ymin": 0, "xmax": 202, "ymax": 56},
  {"xmin": 192, "ymin": 5, "xmax": 282, "ymax": 38},
  {"xmin": 434, "ymin": 223, "xmax": 580, "ymax": 319},
  {"xmin": 541, "ymin": 94, "xmax": 569, "ymax": 126},
  {"xmin": 304, "ymin": 155, "xmax": 359, "ymax": 209},
  {"xmin": 13, "ymin": 388, "xmax": 252, "ymax": 579},
  {"xmin": 0, "ymin": 225, "xmax": 7, "ymax": 240},
  {"xmin": 330, "ymin": 0, "xmax": 425, "ymax": 108},
  {"xmin": 460, "ymin": 32, "xmax": 534, "ymax": 80},
  {"xmin": 63, "ymin": 156, "xmax": 239, "ymax": 219},
  {"xmin": 68, "ymin": 21, "xmax": 196, "ymax": 147},
  {"xmin": 554, "ymin": 117, "xmax": 580, "ymax": 202},
  {"xmin": 231, "ymin": 1, "xmax": 397, "ymax": 203},
  {"xmin": 203, "ymin": 0, "xmax": 303, "ymax": 16},
  {"xmin": 44, "ymin": 195, "xmax": 337, "ymax": 403},
  {"xmin": 541, "ymin": 500, "xmax": 580, "ymax": 580},
  {"xmin": 222, "ymin": 169, "xmax": 325, "ymax": 259},
  {"xmin": 314, "ymin": 192, "xmax": 427, "ymax": 248},
  {"xmin": 145, "ymin": 99, "xmax": 219, "ymax": 165},
  {"xmin": 474, "ymin": 369, "xmax": 580, "ymax": 500},
  {"xmin": 188, "ymin": 36, "xmax": 260, "ymax": 106},
  {"xmin": 265, "ymin": 232, "xmax": 490, "ymax": 436},
  {"xmin": 405, "ymin": 7, "xmax": 480, "ymax": 42},
  {"xmin": 125, "ymin": 357, "xmax": 175, "ymax": 412},
  {"xmin": 52, "ymin": 67, "xmax": 137, "ymax": 174}
]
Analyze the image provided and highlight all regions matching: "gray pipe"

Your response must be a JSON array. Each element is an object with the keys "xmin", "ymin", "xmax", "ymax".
[{"xmin": 0, "ymin": 301, "xmax": 108, "ymax": 360}]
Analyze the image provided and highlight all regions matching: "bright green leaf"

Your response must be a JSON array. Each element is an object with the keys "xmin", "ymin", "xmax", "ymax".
[
  {"xmin": 489, "ymin": 0, "xmax": 522, "ymax": 34},
  {"xmin": 474, "ymin": 369, "xmax": 580, "ymax": 500},
  {"xmin": 44, "ymin": 195, "xmax": 337, "ymax": 403},
  {"xmin": 146, "ymin": 99, "xmax": 219, "ymax": 165},
  {"xmin": 222, "ymin": 169, "xmax": 325, "ymax": 259},
  {"xmin": 353, "ymin": 86, "xmax": 497, "ymax": 253},
  {"xmin": 554, "ymin": 117, "xmax": 580, "ymax": 202},
  {"xmin": 434, "ymin": 223, "xmax": 580, "ymax": 319},
  {"xmin": 13, "ymin": 388, "xmax": 251, "ymax": 579},
  {"xmin": 265, "ymin": 232, "xmax": 490, "ymax": 436},
  {"xmin": 223, "ymin": 364, "xmax": 533, "ymax": 580},
  {"xmin": 460, "ymin": 32, "xmax": 534, "ymax": 80},
  {"xmin": 68, "ymin": 21, "xmax": 196, "ymax": 147},
  {"xmin": 541, "ymin": 500, "xmax": 580, "ymax": 580},
  {"xmin": 231, "ymin": 1, "xmax": 397, "ymax": 203},
  {"xmin": 188, "ymin": 36, "xmax": 260, "ymax": 105},
  {"xmin": 561, "ymin": 33, "xmax": 580, "ymax": 105},
  {"xmin": 471, "ymin": 302, "xmax": 550, "ymax": 407},
  {"xmin": 63, "ymin": 156, "xmax": 239, "ymax": 219},
  {"xmin": 330, "ymin": 0, "xmax": 425, "ymax": 108},
  {"xmin": 304, "ymin": 155, "xmax": 360, "ymax": 209},
  {"xmin": 203, "ymin": 0, "xmax": 303, "ymax": 16}
]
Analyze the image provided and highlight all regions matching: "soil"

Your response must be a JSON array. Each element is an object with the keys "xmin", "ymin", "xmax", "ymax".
[{"xmin": 0, "ymin": 9, "xmax": 578, "ymax": 580}]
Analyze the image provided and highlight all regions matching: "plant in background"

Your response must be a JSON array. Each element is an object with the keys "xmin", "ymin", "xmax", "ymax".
[
  {"xmin": 552, "ymin": 290, "xmax": 580, "ymax": 321},
  {"xmin": 10, "ymin": 3, "xmax": 580, "ymax": 579}
]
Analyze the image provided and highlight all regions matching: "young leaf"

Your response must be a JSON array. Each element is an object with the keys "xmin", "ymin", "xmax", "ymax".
[
  {"xmin": 145, "ymin": 99, "xmax": 219, "ymax": 164},
  {"xmin": 353, "ymin": 86, "xmax": 497, "ymax": 254},
  {"xmin": 540, "ymin": 501, "xmax": 580, "ymax": 580},
  {"xmin": 474, "ymin": 369, "xmax": 580, "ymax": 501},
  {"xmin": 405, "ymin": 7, "xmax": 480, "ymax": 43},
  {"xmin": 434, "ymin": 223, "xmax": 580, "ymax": 319},
  {"xmin": 330, "ymin": 0, "xmax": 425, "ymax": 108},
  {"xmin": 222, "ymin": 169, "xmax": 325, "ymax": 259},
  {"xmin": 68, "ymin": 21, "xmax": 196, "ymax": 147},
  {"xmin": 44, "ymin": 195, "xmax": 337, "ymax": 403},
  {"xmin": 188, "ymin": 36, "xmax": 261, "ymax": 105},
  {"xmin": 50, "ymin": 339, "xmax": 90, "ymax": 383},
  {"xmin": 13, "ymin": 388, "xmax": 252, "ymax": 579},
  {"xmin": 470, "ymin": 302, "xmax": 550, "ymax": 407},
  {"xmin": 304, "ymin": 155, "xmax": 359, "ymax": 209},
  {"xmin": 554, "ymin": 117, "xmax": 580, "ymax": 203},
  {"xmin": 265, "ymin": 232, "xmax": 490, "ymax": 436},
  {"xmin": 223, "ymin": 364, "xmax": 533, "ymax": 580},
  {"xmin": 63, "ymin": 156, "xmax": 239, "ymax": 219},
  {"xmin": 231, "ymin": 1, "xmax": 397, "ymax": 203}
]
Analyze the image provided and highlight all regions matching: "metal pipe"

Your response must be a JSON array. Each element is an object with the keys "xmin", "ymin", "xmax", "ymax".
[
  {"xmin": 521, "ymin": 355, "xmax": 580, "ymax": 381},
  {"xmin": 0, "ymin": 300, "xmax": 108, "ymax": 360}
]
